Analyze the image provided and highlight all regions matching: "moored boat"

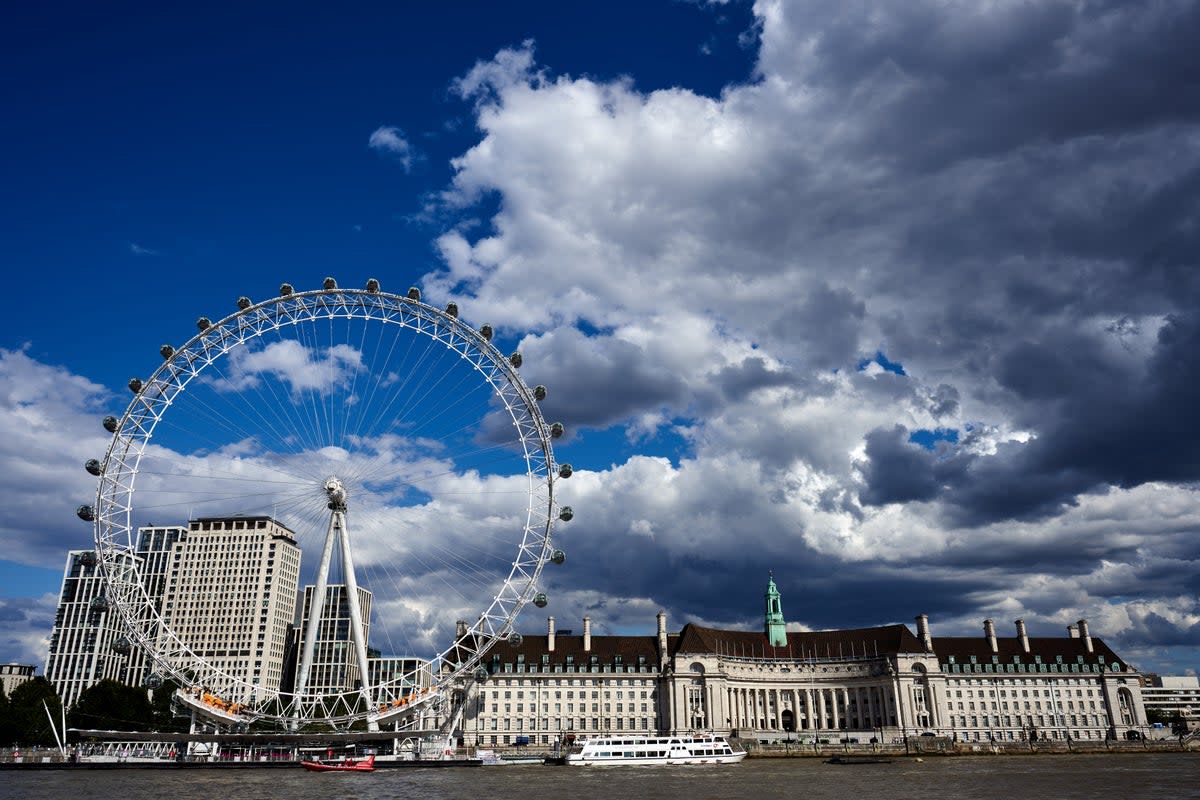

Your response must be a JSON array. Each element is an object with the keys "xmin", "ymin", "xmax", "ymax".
[
  {"xmin": 301, "ymin": 754, "xmax": 376, "ymax": 772},
  {"xmin": 823, "ymin": 755, "xmax": 895, "ymax": 765},
  {"xmin": 567, "ymin": 734, "xmax": 745, "ymax": 766}
]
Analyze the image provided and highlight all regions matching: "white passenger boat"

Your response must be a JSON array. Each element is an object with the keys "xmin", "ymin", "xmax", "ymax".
[{"xmin": 566, "ymin": 734, "xmax": 746, "ymax": 766}]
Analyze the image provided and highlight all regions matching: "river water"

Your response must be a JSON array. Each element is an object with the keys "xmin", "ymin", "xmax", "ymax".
[{"xmin": 1, "ymin": 753, "xmax": 1194, "ymax": 800}]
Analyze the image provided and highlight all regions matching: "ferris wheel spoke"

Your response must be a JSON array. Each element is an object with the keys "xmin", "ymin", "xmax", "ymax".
[{"xmin": 346, "ymin": 439, "xmax": 530, "ymax": 491}]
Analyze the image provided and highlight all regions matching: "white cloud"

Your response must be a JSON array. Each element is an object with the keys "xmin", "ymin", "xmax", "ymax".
[
  {"xmin": 368, "ymin": 125, "xmax": 416, "ymax": 172},
  {"xmin": 404, "ymin": 2, "xmax": 1200, "ymax": 670},
  {"xmin": 214, "ymin": 340, "xmax": 364, "ymax": 396},
  {"xmin": 0, "ymin": 347, "xmax": 112, "ymax": 568}
]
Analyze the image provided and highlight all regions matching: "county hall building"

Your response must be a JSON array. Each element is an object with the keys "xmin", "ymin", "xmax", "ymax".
[{"xmin": 460, "ymin": 578, "xmax": 1146, "ymax": 746}]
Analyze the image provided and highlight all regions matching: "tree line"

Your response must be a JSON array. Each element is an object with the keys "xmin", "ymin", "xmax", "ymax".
[{"xmin": 1, "ymin": 678, "xmax": 186, "ymax": 747}]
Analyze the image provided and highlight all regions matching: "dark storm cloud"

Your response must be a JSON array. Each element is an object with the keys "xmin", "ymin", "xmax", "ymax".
[
  {"xmin": 933, "ymin": 312, "xmax": 1200, "ymax": 525},
  {"xmin": 520, "ymin": 327, "xmax": 687, "ymax": 431},
  {"xmin": 761, "ymin": 282, "xmax": 866, "ymax": 369},
  {"xmin": 789, "ymin": 0, "xmax": 1200, "ymax": 170},
  {"xmin": 1116, "ymin": 610, "xmax": 1200, "ymax": 649},
  {"xmin": 859, "ymin": 425, "xmax": 966, "ymax": 506},
  {"xmin": 927, "ymin": 384, "xmax": 959, "ymax": 420}
]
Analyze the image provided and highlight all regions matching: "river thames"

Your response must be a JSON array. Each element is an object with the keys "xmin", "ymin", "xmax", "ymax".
[{"xmin": 1, "ymin": 753, "xmax": 1195, "ymax": 800}]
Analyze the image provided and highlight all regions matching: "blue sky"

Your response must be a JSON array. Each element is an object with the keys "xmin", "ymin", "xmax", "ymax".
[{"xmin": 2, "ymin": 0, "xmax": 1198, "ymax": 678}]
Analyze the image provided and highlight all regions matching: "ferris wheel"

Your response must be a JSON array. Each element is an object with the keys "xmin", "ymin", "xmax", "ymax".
[{"xmin": 76, "ymin": 279, "xmax": 573, "ymax": 730}]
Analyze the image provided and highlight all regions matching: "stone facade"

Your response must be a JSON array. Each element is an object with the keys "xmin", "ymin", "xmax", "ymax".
[{"xmin": 454, "ymin": 581, "xmax": 1146, "ymax": 747}]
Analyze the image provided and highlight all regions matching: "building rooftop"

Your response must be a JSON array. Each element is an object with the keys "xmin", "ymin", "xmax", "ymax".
[{"xmin": 673, "ymin": 622, "xmax": 923, "ymax": 660}]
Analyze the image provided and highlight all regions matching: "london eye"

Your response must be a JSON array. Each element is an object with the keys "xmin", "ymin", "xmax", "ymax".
[{"xmin": 77, "ymin": 279, "xmax": 572, "ymax": 730}]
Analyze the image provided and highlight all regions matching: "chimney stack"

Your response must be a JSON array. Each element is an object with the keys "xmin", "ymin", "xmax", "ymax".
[
  {"xmin": 983, "ymin": 619, "xmax": 998, "ymax": 653},
  {"xmin": 1067, "ymin": 624, "xmax": 1079, "ymax": 639},
  {"xmin": 915, "ymin": 614, "xmax": 932, "ymax": 651},
  {"xmin": 548, "ymin": 616, "xmax": 556, "ymax": 652},
  {"xmin": 657, "ymin": 610, "xmax": 668, "ymax": 663},
  {"xmin": 455, "ymin": 619, "xmax": 468, "ymax": 639},
  {"xmin": 1077, "ymin": 619, "xmax": 1093, "ymax": 653},
  {"xmin": 1015, "ymin": 619, "xmax": 1030, "ymax": 653},
  {"xmin": 583, "ymin": 616, "xmax": 592, "ymax": 652}
]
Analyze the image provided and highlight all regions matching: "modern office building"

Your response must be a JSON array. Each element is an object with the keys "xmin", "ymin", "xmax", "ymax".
[
  {"xmin": 294, "ymin": 584, "xmax": 372, "ymax": 696},
  {"xmin": 159, "ymin": 516, "xmax": 301, "ymax": 703},
  {"xmin": 44, "ymin": 549, "xmax": 141, "ymax": 707},
  {"xmin": 1140, "ymin": 675, "xmax": 1200, "ymax": 718},
  {"xmin": 0, "ymin": 663, "xmax": 35, "ymax": 696},
  {"xmin": 125, "ymin": 525, "xmax": 189, "ymax": 688}
]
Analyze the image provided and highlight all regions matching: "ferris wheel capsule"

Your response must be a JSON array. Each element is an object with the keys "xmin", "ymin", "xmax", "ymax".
[
  {"xmin": 407, "ymin": 287, "xmax": 421, "ymax": 300},
  {"xmin": 507, "ymin": 632, "xmax": 523, "ymax": 646},
  {"xmin": 474, "ymin": 667, "xmax": 489, "ymax": 682},
  {"xmin": 78, "ymin": 551, "xmax": 97, "ymax": 567},
  {"xmin": 128, "ymin": 378, "xmax": 143, "ymax": 394},
  {"xmin": 557, "ymin": 463, "xmax": 573, "ymax": 479},
  {"xmin": 280, "ymin": 283, "xmax": 294, "ymax": 296},
  {"xmin": 558, "ymin": 506, "xmax": 573, "ymax": 522},
  {"xmin": 480, "ymin": 324, "xmax": 493, "ymax": 341},
  {"xmin": 237, "ymin": 296, "xmax": 252, "ymax": 310},
  {"xmin": 366, "ymin": 278, "xmax": 380, "ymax": 293},
  {"xmin": 446, "ymin": 302, "xmax": 459, "ymax": 318},
  {"xmin": 90, "ymin": 595, "xmax": 109, "ymax": 611},
  {"xmin": 76, "ymin": 505, "xmax": 95, "ymax": 522},
  {"xmin": 534, "ymin": 385, "xmax": 547, "ymax": 401},
  {"xmin": 196, "ymin": 317, "xmax": 211, "ymax": 331},
  {"xmin": 509, "ymin": 352, "xmax": 523, "ymax": 368},
  {"xmin": 533, "ymin": 593, "xmax": 548, "ymax": 608},
  {"xmin": 551, "ymin": 549, "xmax": 566, "ymax": 565},
  {"xmin": 323, "ymin": 277, "xmax": 337, "ymax": 290},
  {"xmin": 84, "ymin": 459, "xmax": 101, "ymax": 476},
  {"xmin": 550, "ymin": 422, "xmax": 564, "ymax": 438},
  {"xmin": 112, "ymin": 637, "xmax": 132, "ymax": 655},
  {"xmin": 160, "ymin": 344, "xmax": 175, "ymax": 359},
  {"xmin": 143, "ymin": 673, "xmax": 163, "ymax": 690},
  {"xmin": 102, "ymin": 415, "xmax": 118, "ymax": 433}
]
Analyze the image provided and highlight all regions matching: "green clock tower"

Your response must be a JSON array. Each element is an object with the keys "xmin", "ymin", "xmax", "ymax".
[{"xmin": 764, "ymin": 573, "xmax": 787, "ymax": 647}]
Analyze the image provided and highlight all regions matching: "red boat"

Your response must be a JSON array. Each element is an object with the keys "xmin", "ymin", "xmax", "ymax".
[{"xmin": 301, "ymin": 754, "xmax": 376, "ymax": 772}]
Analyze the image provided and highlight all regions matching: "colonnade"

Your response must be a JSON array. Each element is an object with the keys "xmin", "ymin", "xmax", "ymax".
[{"xmin": 726, "ymin": 683, "xmax": 897, "ymax": 732}]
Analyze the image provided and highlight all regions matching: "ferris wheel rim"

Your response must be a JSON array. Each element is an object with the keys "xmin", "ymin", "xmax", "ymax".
[{"xmin": 89, "ymin": 282, "xmax": 567, "ymax": 728}]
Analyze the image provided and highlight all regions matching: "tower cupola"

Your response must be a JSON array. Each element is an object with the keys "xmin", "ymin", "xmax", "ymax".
[{"xmin": 765, "ymin": 573, "xmax": 787, "ymax": 647}]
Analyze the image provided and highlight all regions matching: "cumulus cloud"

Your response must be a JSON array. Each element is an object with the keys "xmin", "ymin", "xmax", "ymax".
[
  {"xmin": 406, "ymin": 0, "xmax": 1200, "ymax": 670},
  {"xmin": 0, "ymin": 347, "xmax": 113, "ymax": 568}
]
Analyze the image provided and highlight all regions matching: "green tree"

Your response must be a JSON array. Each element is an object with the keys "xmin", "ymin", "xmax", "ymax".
[
  {"xmin": 151, "ymin": 680, "xmax": 188, "ymax": 733},
  {"xmin": 66, "ymin": 679, "xmax": 153, "ymax": 732},
  {"xmin": 7, "ymin": 677, "xmax": 63, "ymax": 746},
  {"xmin": 1169, "ymin": 712, "xmax": 1190, "ymax": 739},
  {"xmin": 0, "ymin": 682, "xmax": 13, "ymax": 746},
  {"xmin": 1144, "ymin": 706, "xmax": 1170, "ymax": 725}
]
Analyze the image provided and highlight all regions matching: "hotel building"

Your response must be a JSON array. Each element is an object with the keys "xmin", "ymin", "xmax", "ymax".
[{"xmin": 159, "ymin": 516, "xmax": 301, "ymax": 703}]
